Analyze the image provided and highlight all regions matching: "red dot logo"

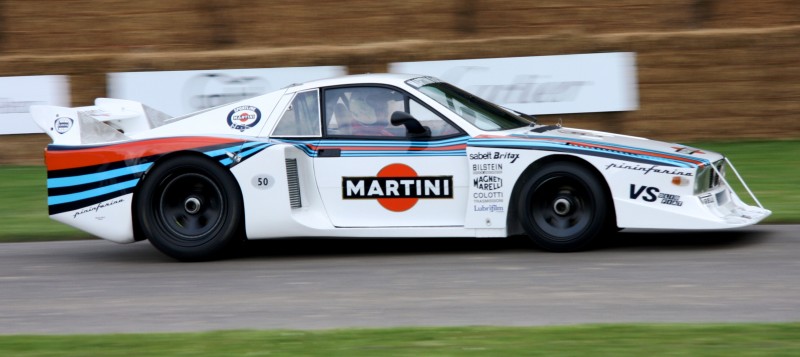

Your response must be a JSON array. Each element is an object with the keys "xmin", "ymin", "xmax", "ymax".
[{"xmin": 376, "ymin": 163, "xmax": 418, "ymax": 212}]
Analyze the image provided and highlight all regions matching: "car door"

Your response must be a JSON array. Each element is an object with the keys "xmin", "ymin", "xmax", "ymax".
[{"xmin": 313, "ymin": 85, "xmax": 470, "ymax": 227}]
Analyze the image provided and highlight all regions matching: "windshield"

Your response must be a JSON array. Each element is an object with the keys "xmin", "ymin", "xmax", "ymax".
[{"xmin": 407, "ymin": 78, "xmax": 531, "ymax": 131}]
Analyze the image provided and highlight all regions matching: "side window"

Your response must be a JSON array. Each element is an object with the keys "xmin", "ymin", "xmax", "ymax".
[
  {"xmin": 409, "ymin": 99, "xmax": 460, "ymax": 136},
  {"xmin": 324, "ymin": 86, "xmax": 459, "ymax": 139},
  {"xmin": 272, "ymin": 90, "xmax": 320, "ymax": 137},
  {"xmin": 325, "ymin": 86, "xmax": 404, "ymax": 137}
]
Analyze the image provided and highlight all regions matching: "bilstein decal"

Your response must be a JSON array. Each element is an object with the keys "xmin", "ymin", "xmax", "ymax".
[{"xmin": 342, "ymin": 163, "xmax": 453, "ymax": 212}]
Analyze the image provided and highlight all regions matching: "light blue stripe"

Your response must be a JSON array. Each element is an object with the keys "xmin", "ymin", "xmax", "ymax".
[
  {"xmin": 238, "ymin": 143, "xmax": 271, "ymax": 159},
  {"xmin": 341, "ymin": 150, "xmax": 465, "ymax": 157},
  {"xmin": 317, "ymin": 137, "xmax": 469, "ymax": 148},
  {"xmin": 502, "ymin": 135, "xmax": 710, "ymax": 166},
  {"xmin": 276, "ymin": 137, "xmax": 470, "ymax": 157},
  {"xmin": 292, "ymin": 143, "xmax": 317, "ymax": 156},
  {"xmin": 523, "ymin": 135, "xmax": 683, "ymax": 157},
  {"xmin": 47, "ymin": 163, "xmax": 152, "ymax": 188},
  {"xmin": 48, "ymin": 178, "xmax": 139, "ymax": 205},
  {"xmin": 470, "ymin": 139, "xmax": 696, "ymax": 168},
  {"xmin": 214, "ymin": 143, "xmax": 271, "ymax": 167},
  {"xmin": 203, "ymin": 141, "xmax": 262, "ymax": 158}
]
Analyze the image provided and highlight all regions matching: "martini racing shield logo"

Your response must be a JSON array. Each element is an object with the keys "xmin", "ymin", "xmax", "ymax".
[
  {"xmin": 226, "ymin": 105, "xmax": 261, "ymax": 131},
  {"xmin": 342, "ymin": 163, "xmax": 453, "ymax": 212},
  {"xmin": 53, "ymin": 117, "xmax": 74, "ymax": 134}
]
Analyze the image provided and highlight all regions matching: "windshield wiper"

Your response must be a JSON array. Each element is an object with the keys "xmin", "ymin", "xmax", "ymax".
[
  {"xmin": 500, "ymin": 105, "xmax": 538, "ymax": 125},
  {"xmin": 530, "ymin": 125, "xmax": 560, "ymax": 133}
]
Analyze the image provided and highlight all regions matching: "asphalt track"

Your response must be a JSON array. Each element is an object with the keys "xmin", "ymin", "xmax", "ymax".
[{"xmin": 1, "ymin": 225, "xmax": 799, "ymax": 334}]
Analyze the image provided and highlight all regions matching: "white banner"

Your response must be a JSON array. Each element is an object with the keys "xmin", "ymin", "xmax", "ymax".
[
  {"xmin": 0, "ymin": 75, "xmax": 70, "ymax": 135},
  {"xmin": 390, "ymin": 53, "xmax": 638, "ymax": 115},
  {"xmin": 108, "ymin": 66, "xmax": 347, "ymax": 117}
]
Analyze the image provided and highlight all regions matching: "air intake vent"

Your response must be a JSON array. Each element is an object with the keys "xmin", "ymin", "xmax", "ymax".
[
  {"xmin": 285, "ymin": 158, "xmax": 302, "ymax": 208},
  {"xmin": 708, "ymin": 160, "xmax": 725, "ymax": 190}
]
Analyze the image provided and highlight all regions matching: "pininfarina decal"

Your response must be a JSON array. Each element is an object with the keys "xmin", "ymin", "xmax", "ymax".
[
  {"xmin": 342, "ymin": 163, "xmax": 453, "ymax": 212},
  {"xmin": 605, "ymin": 162, "xmax": 694, "ymax": 176},
  {"xmin": 72, "ymin": 198, "xmax": 125, "ymax": 219}
]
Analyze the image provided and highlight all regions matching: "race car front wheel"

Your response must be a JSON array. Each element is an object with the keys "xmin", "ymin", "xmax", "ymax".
[
  {"xmin": 136, "ymin": 156, "xmax": 243, "ymax": 261},
  {"xmin": 516, "ymin": 162, "xmax": 610, "ymax": 252}
]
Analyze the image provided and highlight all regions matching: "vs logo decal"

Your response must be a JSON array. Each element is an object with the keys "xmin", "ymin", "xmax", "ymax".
[
  {"xmin": 630, "ymin": 185, "xmax": 684, "ymax": 206},
  {"xmin": 630, "ymin": 184, "xmax": 659, "ymax": 202}
]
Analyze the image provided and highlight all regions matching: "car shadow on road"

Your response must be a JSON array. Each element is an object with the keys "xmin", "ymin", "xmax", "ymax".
[
  {"xmin": 237, "ymin": 236, "xmax": 529, "ymax": 259},
  {"xmin": 236, "ymin": 228, "xmax": 768, "ymax": 259},
  {"xmin": 605, "ymin": 227, "xmax": 769, "ymax": 251}
]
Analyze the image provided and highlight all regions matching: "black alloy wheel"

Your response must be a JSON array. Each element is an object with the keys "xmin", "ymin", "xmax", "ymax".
[
  {"xmin": 516, "ymin": 162, "xmax": 611, "ymax": 252},
  {"xmin": 136, "ymin": 156, "xmax": 243, "ymax": 261}
]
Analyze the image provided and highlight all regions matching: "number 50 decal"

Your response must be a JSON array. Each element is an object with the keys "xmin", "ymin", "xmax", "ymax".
[{"xmin": 251, "ymin": 175, "xmax": 275, "ymax": 190}]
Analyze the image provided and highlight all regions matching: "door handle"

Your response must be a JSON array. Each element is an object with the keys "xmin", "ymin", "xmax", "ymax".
[{"xmin": 318, "ymin": 148, "xmax": 341, "ymax": 157}]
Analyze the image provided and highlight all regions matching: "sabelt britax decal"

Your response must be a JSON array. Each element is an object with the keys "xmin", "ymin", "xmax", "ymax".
[
  {"xmin": 342, "ymin": 163, "xmax": 453, "ymax": 212},
  {"xmin": 469, "ymin": 151, "xmax": 519, "ymax": 163},
  {"xmin": 227, "ymin": 105, "xmax": 261, "ymax": 131}
]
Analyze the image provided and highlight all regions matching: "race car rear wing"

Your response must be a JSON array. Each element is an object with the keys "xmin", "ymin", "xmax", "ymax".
[{"xmin": 30, "ymin": 98, "xmax": 172, "ymax": 145}]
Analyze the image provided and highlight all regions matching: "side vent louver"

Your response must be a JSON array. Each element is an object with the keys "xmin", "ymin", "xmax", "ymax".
[{"xmin": 285, "ymin": 158, "xmax": 302, "ymax": 208}]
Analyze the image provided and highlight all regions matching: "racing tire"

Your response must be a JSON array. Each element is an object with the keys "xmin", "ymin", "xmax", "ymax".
[
  {"xmin": 136, "ymin": 156, "xmax": 243, "ymax": 261},
  {"xmin": 516, "ymin": 162, "xmax": 610, "ymax": 252}
]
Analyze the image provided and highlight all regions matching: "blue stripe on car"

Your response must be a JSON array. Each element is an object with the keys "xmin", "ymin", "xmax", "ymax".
[{"xmin": 48, "ymin": 178, "xmax": 140, "ymax": 206}]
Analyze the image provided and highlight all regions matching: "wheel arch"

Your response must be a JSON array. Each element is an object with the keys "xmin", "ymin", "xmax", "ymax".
[
  {"xmin": 131, "ymin": 150, "xmax": 246, "ymax": 242},
  {"xmin": 505, "ymin": 154, "xmax": 617, "ymax": 236}
]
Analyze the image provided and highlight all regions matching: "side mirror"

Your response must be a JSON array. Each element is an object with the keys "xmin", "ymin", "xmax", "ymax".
[{"xmin": 390, "ymin": 111, "xmax": 430, "ymax": 138}]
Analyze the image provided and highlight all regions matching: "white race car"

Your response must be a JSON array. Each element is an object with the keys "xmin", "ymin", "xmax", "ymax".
[{"xmin": 31, "ymin": 73, "xmax": 770, "ymax": 260}]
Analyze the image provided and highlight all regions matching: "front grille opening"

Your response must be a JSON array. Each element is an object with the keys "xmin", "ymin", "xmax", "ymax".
[{"xmin": 709, "ymin": 160, "xmax": 724, "ymax": 190}]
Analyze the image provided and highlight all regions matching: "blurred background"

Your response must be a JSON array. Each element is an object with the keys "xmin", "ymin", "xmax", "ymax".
[{"xmin": 0, "ymin": 0, "xmax": 798, "ymax": 164}]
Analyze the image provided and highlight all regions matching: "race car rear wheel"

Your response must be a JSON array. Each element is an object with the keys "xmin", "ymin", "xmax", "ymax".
[
  {"xmin": 136, "ymin": 156, "xmax": 243, "ymax": 261},
  {"xmin": 516, "ymin": 162, "xmax": 609, "ymax": 252}
]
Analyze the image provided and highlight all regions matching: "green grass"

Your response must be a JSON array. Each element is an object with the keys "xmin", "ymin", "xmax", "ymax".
[
  {"xmin": 1, "ymin": 324, "xmax": 800, "ymax": 356},
  {"xmin": 0, "ymin": 140, "xmax": 797, "ymax": 242},
  {"xmin": 0, "ymin": 166, "xmax": 90, "ymax": 241}
]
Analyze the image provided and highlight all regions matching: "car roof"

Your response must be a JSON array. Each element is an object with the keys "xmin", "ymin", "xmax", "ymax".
[{"xmin": 284, "ymin": 73, "xmax": 424, "ymax": 93}]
